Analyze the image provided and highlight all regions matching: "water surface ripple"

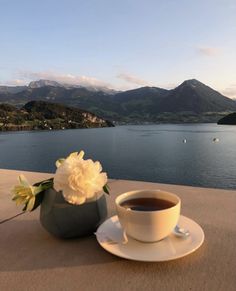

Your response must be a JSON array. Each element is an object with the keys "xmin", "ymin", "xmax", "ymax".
[{"xmin": 1, "ymin": 124, "xmax": 236, "ymax": 190}]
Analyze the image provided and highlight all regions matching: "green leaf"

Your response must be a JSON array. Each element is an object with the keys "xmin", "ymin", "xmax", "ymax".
[
  {"xmin": 33, "ymin": 178, "xmax": 53, "ymax": 187},
  {"xmin": 31, "ymin": 191, "xmax": 45, "ymax": 211},
  {"xmin": 103, "ymin": 184, "xmax": 110, "ymax": 195}
]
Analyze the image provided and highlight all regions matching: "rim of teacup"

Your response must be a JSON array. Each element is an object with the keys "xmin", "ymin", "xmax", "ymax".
[{"xmin": 115, "ymin": 189, "xmax": 181, "ymax": 213}]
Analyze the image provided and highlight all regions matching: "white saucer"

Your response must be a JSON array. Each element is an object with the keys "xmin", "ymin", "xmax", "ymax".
[{"xmin": 96, "ymin": 215, "xmax": 204, "ymax": 262}]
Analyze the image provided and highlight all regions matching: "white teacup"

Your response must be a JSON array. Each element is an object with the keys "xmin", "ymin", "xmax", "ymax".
[{"xmin": 115, "ymin": 189, "xmax": 181, "ymax": 242}]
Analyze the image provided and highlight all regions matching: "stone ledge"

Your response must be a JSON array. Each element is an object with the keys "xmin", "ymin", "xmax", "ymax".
[{"xmin": 0, "ymin": 169, "xmax": 236, "ymax": 291}]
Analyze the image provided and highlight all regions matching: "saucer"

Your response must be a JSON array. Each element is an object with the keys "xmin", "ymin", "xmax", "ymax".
[{"xmin": 96, "ymin": 215, "xmax": 204, "ymax": 262}]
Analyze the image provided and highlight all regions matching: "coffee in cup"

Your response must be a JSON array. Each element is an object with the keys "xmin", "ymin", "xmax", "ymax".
[{"xmin": 115, "ymin": 190, "xmax": 181, "ymax": 242}]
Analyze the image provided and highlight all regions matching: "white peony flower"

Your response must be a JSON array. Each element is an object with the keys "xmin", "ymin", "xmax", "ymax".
[{"xmin": 53, "ymin": 151, "xmax": 108, "ymax": 205}]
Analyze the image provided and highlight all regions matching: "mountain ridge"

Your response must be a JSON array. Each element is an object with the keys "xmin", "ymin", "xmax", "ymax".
[{"xmin": 0, "ymin": 79, "xmax": 235, "ymax": 123}]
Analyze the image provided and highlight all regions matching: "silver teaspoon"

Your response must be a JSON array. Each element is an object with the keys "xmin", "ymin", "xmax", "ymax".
[{"xmin": 173, "ymin": 225, "xmax": 190, "ymax": 238}]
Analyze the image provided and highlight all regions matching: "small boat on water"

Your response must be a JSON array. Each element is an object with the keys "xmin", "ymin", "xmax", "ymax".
[{"xmin": 213, "ymin": 138, "xmax": 220, "ymax": 143}]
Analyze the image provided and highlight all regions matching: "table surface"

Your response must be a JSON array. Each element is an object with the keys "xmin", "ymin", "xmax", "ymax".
[{"xmin": 0, "ymin": 169, "xmax": 236, "ymax": 291}]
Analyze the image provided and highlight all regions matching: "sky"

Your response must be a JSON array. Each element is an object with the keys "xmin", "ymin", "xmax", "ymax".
[{"xmin": 0, "ymin": 0, "xmax": 236, "ymax": 97}]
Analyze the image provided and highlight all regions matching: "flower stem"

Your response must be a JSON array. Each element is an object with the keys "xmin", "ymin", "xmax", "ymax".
[{"xmin": 0, "ymin": 211, "xmax": 25, "ymax": 225}]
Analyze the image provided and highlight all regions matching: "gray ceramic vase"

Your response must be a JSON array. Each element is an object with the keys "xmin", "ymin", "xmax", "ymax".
[{"xmin": 40, "ymin": 189, "xmax": 107, "ymax": 239}]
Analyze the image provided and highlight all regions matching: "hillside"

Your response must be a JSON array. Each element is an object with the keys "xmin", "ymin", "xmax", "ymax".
[
  {"xmin": 0, "ymin": 101, "xmax": 113, "ymax": 131},
  {"xmin": 0, "ymin": 79, "xmax": 236, "ymax": 123},
  {"xmin": 113, "ymin": 87, "xmax": 168, "ymax": 117},
  {"xmin": 217, "ymin": 112, "xmax": 236, "ymax": 125}
]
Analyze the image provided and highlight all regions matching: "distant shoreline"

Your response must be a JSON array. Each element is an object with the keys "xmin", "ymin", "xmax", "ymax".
[
  {"xmin": 0, "ymin": 121, "xmax": 228, "ymax": 135},
  {"xmin": 0, "ymin": 124, "xmax": 114, "ymax": 134},
  {"xmin": 3, "ymin": 121, "xmax": 236, "ymax": 135}
]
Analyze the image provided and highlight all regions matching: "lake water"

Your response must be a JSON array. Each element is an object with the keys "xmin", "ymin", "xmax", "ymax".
[{"xmin": 1, "ymin": 124, "xmax": 236, "ymax": 190}]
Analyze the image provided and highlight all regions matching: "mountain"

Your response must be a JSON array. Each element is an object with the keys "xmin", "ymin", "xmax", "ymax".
[
  {"xmin": 109, "ymin": 80, "xmax": 236, "ymax": 122},
  {"xmin": 28, "ymin": 79, "xmax": 63, "ymax": 88},
  {"xmin": 0, "ymin": 79, "xmax": 236, "ymax": 123},
  {"xmin": 0, "ymin": 85, "xmax": 27, "ymax": 94},
  {"xmin": 28, "ymin": 79, "xmax": 116, "ymax": 94},
  {"xmin": 217, "ymin": 112, "xmax": 236, "ymax": 125},
  {"xmin": 0, "ymin": 101, "xmax": 113, "ymax": 131},
  {"xmin": 113, "ymin": 87, "xmax": 168, "ymax": 116},
  {"xmin": 0, "ymin": 85, "xmax": 119, "ymax": 119},
  {"xmin": 158, "ymin": 79, "xmax": 236, "ymax": 113}
]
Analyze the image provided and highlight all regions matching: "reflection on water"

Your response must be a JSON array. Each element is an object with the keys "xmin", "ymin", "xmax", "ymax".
[{"xmin": 1, "ymin": 124, "xmax": 236, "ymax": 189}]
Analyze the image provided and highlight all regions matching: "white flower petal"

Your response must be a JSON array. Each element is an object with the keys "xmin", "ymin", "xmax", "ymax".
[
  {"xmin": 55, "ymin": 158, "xmax": 65, "ymax": 168},
  {"xmin": 78, "ymin": 150, "xmax": 85, "ymax": 159},
  {"xmin": 18, "ymin": 175, "xmax": 31, "ymax": 187},
  {"xmin": 54, "ymin": 152, "xmax": 108, "ymax": 205},
  {"xmin": 26, "ymin": 196, "xmax": 36, "ymax": 211}
]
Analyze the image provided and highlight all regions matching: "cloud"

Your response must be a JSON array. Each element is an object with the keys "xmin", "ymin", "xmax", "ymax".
[
  {"xmin": 117, "ymin": 73, "xmax": 151, "ymax": 86},
  {"xmin": 196, "ymin": 46, "xmax": 220, "ymax": 57},
  {"xmin": 15, "ymin": 70, "xmax": 112, "ymax": 89},
  {"xmin": 161, "ymin": 82, "xmax": 177, "ymax": 89},
  {"xmin": 222, "ymin": 84, "xmax": 236, "ymax": 98},
  {"xmin": 1, "ymin": 79, "xmax": 27, "ymax": 86},
  {"xmin": 4, "ymin": 70, "xmax": 153, "ymax": 90}
]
